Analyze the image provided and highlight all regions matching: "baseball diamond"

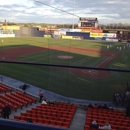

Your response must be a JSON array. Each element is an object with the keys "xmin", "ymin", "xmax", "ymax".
[{"xmin": 0, "ymin": 37, "xmax": 129, "ymax": 101}]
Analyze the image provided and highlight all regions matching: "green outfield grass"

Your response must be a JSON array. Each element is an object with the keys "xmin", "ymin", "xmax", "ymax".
[{"xmin": 0, "ymin": 37, "xmax": 129, "ymax": 101}]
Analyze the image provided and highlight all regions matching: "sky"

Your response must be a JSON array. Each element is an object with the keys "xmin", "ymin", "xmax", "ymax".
[{"xmin": 0, "ymin": 0, "xmax": 130, "ymax": 24}]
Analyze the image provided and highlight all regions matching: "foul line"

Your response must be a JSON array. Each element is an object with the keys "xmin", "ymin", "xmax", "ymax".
[{"xmin": 96, "ymin": 51, "xmax": 119, "ymax": 68}]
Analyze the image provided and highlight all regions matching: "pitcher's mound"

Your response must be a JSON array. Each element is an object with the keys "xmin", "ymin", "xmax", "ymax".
[{"xmin": 58, "ymin": 55, "xmax": 73, "ymax": 59}]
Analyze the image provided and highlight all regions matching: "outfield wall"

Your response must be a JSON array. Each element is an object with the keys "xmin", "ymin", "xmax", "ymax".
[
  {"xmin": 54, "ymin": 29, "xmax": 118, "ymax": 41},
  {"xmin": 66, "ymin": 32, "xmax": 94, "ymax": 40}
]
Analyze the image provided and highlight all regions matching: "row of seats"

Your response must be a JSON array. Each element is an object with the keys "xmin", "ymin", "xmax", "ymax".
[
  {"xmin": 24, "ymin": 112, "xmax": 74, "ymax": 119},
  {"xmin": 32, "ymin": 106, "xmax": 76, "ymax": 112},
  {"xmin": 87, "ymin": 115, "xmax": 130, "ymax": 123},
  {"xmin": 15, "ymin": 114, "xmax": 72, "ymax": 123},
  {"xmin": 20, "ymin": 112, "xmax": 73, "ymax": 119},
  {"xmin": 30, "ymin": 109, "xmax": 74, "ymax": 115},
  {"xmin": 15, "ymin": 91, "xmax": 36, "ymax": 103},
  {"xmin": 87, "ymin": 108, "xmax": 129, "ymax": 123},
  {"xmin": 0, "ymin": 83, "xmax": 11, "ymax": 93},
  {"xmin": 14, "ymin": 116, "xmax": 70, "ymax": 128},
  {"xmin": 87, "ymin": 107, "xmax": 124, "ymax": 114},
  {"xmin": 37, "ymin": 103, "xmax": 76, "ymax": 109},
  {"xmin": 84, "ymin": 108, "xmax": 130, "ymax": 130}
]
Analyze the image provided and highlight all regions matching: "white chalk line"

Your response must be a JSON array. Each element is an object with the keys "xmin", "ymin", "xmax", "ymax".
[
  {"xmin": 81, "ymin": 52, "xmax": 119, "ymax": 76},
  {"xmin": 82, "ymin": 69, "xmax": 97, "ymax": 75},
  {"xmin": 96, "ymin": 51, "xmax": 119, "ymax": 68}
]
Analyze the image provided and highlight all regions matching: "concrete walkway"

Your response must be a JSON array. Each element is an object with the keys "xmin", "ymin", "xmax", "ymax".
[
  {"xmin": 70, "ymin": 108, "xmax": 87, "ymax": 130},
  {"xmin": 0, "ymin": 74, "xmax": 113, "ymax": 106}
]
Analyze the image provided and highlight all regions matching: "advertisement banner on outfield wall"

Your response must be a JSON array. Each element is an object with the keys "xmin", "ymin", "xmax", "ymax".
[
  {"xmin": 2, "ymin": 26, "xmax": 20, "ymax": 30},
  {"xmin": 91, "ymin": 30, "xmax": 103, "ymax": 33},
  {"xmin": 68, "ymin": 29, "xmax": 81, "ymax": 32},
  {"xmin": 62, "ymin": 36, "xmax": 73, "ymax": 39},
  {"xmin": 103, "ymin": 33, "xmax": 117, "ymax": 38},
  {"xmin": 90, "ymin": 33, "xmax": 103, "ymax": 38},
  {"xmin": 73, "ymin": 36, "xmax": 82, "ymax": 40},
  {"xmin": 106, "ymin": 38, "xmax": 118, "ymax": 42},
  {"xmin": 0, "ymin": 34, "xmax": 15, "ymax": 37},
  {"xmin": 94, "ymin": 38, "xmax": 106, "ymax": 41},
  {"xmin": 81, "ymin": 29, "xmax": 91, "ymax": 32},
  {"xmin": 44, "ymin": 35, "xmax": 52, "ymax": 38},
  {"xmin": 90, "ymin": 33, "xmax": 117, "ymax": 38}
]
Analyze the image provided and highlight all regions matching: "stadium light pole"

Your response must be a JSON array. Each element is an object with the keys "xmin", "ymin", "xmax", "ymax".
[{"xmin": 72, "ymin": 0, "xmax": 75, "ymax": 29}]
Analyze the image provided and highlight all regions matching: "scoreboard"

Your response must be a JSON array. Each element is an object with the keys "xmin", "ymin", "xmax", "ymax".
[{"xmin": 78, "ymin": 17, "xmax": 98, "ymax": 29}]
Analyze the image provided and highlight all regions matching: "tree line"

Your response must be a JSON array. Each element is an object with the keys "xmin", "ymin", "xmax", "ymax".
[
  {"xmin": 99, "ymin": 23, "xmax": 130, "ymax": 30},
  {"xmin": 1, "ymin": 22, "xmax": 130, "ymax": 30}
]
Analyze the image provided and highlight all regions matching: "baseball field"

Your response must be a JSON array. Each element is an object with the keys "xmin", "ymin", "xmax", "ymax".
[{"xmin": 0, "ymin": 37, "xmax": 130, "ymax": 101}]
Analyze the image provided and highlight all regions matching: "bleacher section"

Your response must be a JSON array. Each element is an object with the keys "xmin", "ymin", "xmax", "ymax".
[
  {"xmin": 1, "ymin": 82, "xmax": 130, "ymax": 130},
  {"xmin": 0, "ymin": 83, "xmax": 36, "ymax": 114},
  {"xmin": 84, "ymin": 107, "xmax": 130, "ymax": 130},
  {"xmin": 13, "ymin": 103, "xmax": 77, "ymax": 128}
]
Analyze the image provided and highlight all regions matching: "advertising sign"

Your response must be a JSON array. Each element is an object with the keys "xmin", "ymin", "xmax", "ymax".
[
  {"xmin": 81, "ymin": 29, "xmax": 91, "ymax": 32},
  {"xmin": 106, "ymin": 38, "xmax": 118, "ymax": 42},
  {"xmin": 73, "ymin": 36, "xmax": 82, "ymax": 40},
  {"xmin": 94, "ymin": 38, "xmax": 106, "ymax": 41},
  {"xmin": 91, "ymin": 30, "xmax": 103, "ymax": 33},
  {"xmin": 62, "ymin": 36, "xmax": 73, "ymax": 39},
  {"xmin": 90, "ymin": 33, "xmax": 103, "ymax": 38},
  {"xmin": 79, "ymin": 17, "xmax": 97, "ymax": 21},
  {"xmin": 103, "ymin": 33, "xmax": 117, "ymax": 38},
  {"xmin": 90, "ymin": 33, "xmax": 117, "ymax": 38},
  {"xmin": 0, "ymin": 34, "xmax": 15, "ymax": 37},
  {"xmin": 44, "ymin": 35, "xmax": 52, "ymax": 38},
  {"xmin": 2, "ymin": 26, "xmax": 20, "ymax": 30},
  {"xmin": 104, "ymin": 30, "xmax": 117, "ymax": 33},
  {"xmin": 68, "ymin": 29, "xmax": 81, "ymax": 32}
]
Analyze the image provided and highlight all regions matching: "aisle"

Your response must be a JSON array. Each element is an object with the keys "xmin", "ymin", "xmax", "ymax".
[{"xmin": 70, "ymin": 107, "xmax": 87, "ymax": 130}]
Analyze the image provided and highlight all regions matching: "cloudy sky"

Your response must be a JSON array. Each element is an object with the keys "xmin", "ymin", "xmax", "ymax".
[{"xmin": 0, "ymin": 0, "xmax": 130, "ymax": 24}]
